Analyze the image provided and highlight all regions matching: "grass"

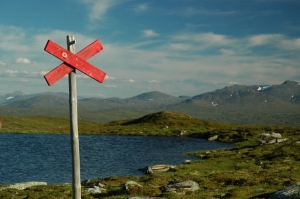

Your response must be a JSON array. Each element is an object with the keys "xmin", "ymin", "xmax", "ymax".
[{"xmin": 1, "ymin": 111, "xmax": 300, "ymax": 198}]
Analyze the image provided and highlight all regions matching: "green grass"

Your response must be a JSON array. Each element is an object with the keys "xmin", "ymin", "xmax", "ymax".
[{"xmin": 1, "ymin": 111, "xmax": 300, "ymax": 198}]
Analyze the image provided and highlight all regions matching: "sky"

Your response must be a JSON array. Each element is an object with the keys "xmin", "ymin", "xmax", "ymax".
[{"xmin": 0, "ymin": 0, "xmax": 300, "ymax": 98}]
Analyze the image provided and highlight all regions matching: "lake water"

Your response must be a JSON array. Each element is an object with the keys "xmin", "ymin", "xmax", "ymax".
[{"xmin": 0, "ymin": 133, "xmax": 233, "ymax": 184}]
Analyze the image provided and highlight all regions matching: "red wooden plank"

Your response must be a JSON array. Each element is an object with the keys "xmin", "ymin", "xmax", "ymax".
[
  {"xmin": 44, "ymin": 40, "xmax": 106, "ymax": 84},
  {"xmin": 44, "ymin": 40, "xmax": 103, "ymax": 86}
]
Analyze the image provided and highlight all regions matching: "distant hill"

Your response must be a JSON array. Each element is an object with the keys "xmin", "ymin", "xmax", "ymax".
[
  {"xmin": 1, "ymin": 81, "xmax": 300, "ymax": 126},
  {"xmin": 191, "ymin": 80, "xmax": 300, "ymax": 106},
  {"xmin": 6, "ymin": 95, "xmax": 69, "ymax": 109},
  {"xmin": 264, "ymin": 80, "xmax": 300, "ymax": 103},
  {"xmin": 123, "ymin": 111, "xmax": 193, "ymax": 125},
  {"xmin": 0, "ymin": 91, "xmax": 69, "ymax": 105},
  {"xmin": 126, "ymin": 91, "xmax": 179, "ymax": 103}
]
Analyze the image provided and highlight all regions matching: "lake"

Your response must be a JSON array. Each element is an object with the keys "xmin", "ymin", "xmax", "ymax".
[{"xmin": 0, "ymin": 133, "xmax": 233, "ymax": 184}]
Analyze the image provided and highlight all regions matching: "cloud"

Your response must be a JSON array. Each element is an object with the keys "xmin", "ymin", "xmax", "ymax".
[
  {"xmin": 229, "ymin": 81, "xmax": 240, "ymax": 85},
  {"xmin": 103, "ymin": 84, "xmax": 117, "ymax": 88},
  {"xmin": 128, "ymin": 79, "xmax": 135, "ymax": 83},
  {"xmin": 0, "ymin": 61, "xmax": 6, "ymax": 66},
  {"xmin": 167, "ymin": 43, "xmax": 192, "ymax": 51},
  {"xmin": 0, "ymin": 25, "xmax": 30, "ymax": 52},
  {"xmin": 78, "ymin": 0, "xmax": 123, "ymax": 21},
  {"xmin": 248, "ymin": 34, "xmax": 282, "ymax": 46},
  {"xmin": 172, "ymin": 32, "xmax": 233, "ymax": 49},
  {"xmin": 134, "ymin": 3, "xmax": 149, "ymax": 13},
  {"xmin": 142, "ymin": 29, "xmax": 159, "ymax": 37},
  {"xmin": 170, "ymin": 7, "xmax": 236, "ymax": 16},
  {"xmin": 0, "ymin": 70, "xmax": 45, "ymax": 78},
  {"xmin": 162, "ymin": 32, "xmax": 240, "ymax": 56},
  {"xmin": 149, "ymin": 80, "xmax": 161, "ymax": 83},
  {"xmin": 15, "ymin": 57, "xmax": 31, "ymax": 64},
  {"xmin": 220, "ymin": 49, "xmax": 235, "ymax": 55},
  {"xmin": 118, "ymin": 79, "xmax": 136, "ymax": 83},
  {"xmin": 0, "ymin": 23, "xmax": 299, "ymax": 98},
  {"xmin": 247, "ymin": 34, "xmax": 300, "ymax": 51},
  {"xmin": 104, "ymin": 75, "xmax": 115, "ymax": 80},
  {"xmin": 3, "ymin": 70, "xmax": 18, "ymax": 77},
  {"xmin": 76, "ymin": 74, "xmax": 89, "ymax": 79},
  {"xmin": 295, "ymin": 39, "xmax": 300, "ymax": 46}
]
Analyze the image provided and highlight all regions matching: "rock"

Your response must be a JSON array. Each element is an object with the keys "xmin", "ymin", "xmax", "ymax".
[
  {"xmin": 139, "ymin": 164, "xmax": 176, "ymax": 174},
  {"xmin": 183, "ymin": 160, "xmax": 191, "ymax": 164},
  {"xmin": 165, "ymin": 180, "xmax": 199, "ymax": 194},
  {"xmin": 260, "ymin": 132, "xmax": 282, "ymax": 139},
  {"xmin": 82, "ymin": 179, "xmax": 106, "ymax": 193},
  {"xmin": 260, "ymin": 133, "xmax": 288, "ymax": 145},
  {"xmin": 276, "ymin": 138, "xmax": 289, "ymax": 143},
  {"xmin": 86, "ymin": 185, "xmax": 106, "ymax": 194},
  {"xmin": 128, "ymin": 197, "xmax": 166, "ymax": 199},
  {"xmin": 271, "ymin": 133, "xmax": 282, "ymax": 139},
  {"xmin": 122, "ymin": 181, "xmax": 143, "ymax": 195},
  {"xmin": 179, "ymin": 130, "xmax": 187, "ymax": 136},
  {"xmin": 208, "ymin": 135, "xmax": 219, "ymax": 141},
  {"xmin": 268, "ymin": 185, "xmax": 300, "ymax": 199},
  {"xmin": 260, "ymin": 138, "xmax": 289, "ymax": 145},
  {"xmin": 3, "ymin": 182, "xmax": 47, "ymax": 190}
]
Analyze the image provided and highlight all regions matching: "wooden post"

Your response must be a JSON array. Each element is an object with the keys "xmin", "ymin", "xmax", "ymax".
[
  {"xmin": 44, "ymin": 36, "xmax": 106, "ymax": 199},
  {"xmin": 43, "ymin": 36, "xmax": 106, "ymax": 198},
  {"xmin": 67, "ymin": 35, "xmax": 81, "ymax": 199}
]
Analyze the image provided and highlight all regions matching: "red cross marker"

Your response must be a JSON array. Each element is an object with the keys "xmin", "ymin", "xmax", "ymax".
[
  {"xmin": 43, "ymin": 36, "xmax": 107, "ymax": 199},
  {"xmin": 44, "ymin": 39, "xmax": 106, "ymax": 85}
]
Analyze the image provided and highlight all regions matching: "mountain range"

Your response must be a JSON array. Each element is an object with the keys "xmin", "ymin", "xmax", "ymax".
[{"xmin": 1, "ymin": 80, "xmax": 300, "ymax": 126}]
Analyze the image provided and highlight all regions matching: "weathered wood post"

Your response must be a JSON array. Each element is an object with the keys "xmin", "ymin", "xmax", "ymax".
[
  {"xmin": 43, "ymin": 35, "xmax": 106, "ymax": 199},
  {"xmin": 67, "ymin": 35, "xmax": 81, "ymax": 199}
]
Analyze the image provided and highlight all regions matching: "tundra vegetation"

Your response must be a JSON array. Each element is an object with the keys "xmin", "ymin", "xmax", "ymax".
[{"xmin": 1, "ymin": 111, "xmax": 300, "ymax": 198}]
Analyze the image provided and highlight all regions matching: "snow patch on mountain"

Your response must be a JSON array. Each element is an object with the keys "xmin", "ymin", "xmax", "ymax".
[
  {"xmin": 257, "ymin": 85, "xmax": 271, "ymax": 91},
  {"xmin": 6, "ymin": 96, "xmax": 14, "ymax": 100}
]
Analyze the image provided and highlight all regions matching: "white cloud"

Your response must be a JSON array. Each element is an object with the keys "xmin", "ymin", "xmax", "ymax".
[
  {"xmin": 170, "ymin": 7, "xmax": 236, "ymax": 16},
  {"xmin": 15, "ymin": 57, "xmax": 31, "ymax": 64},
  {"xmin": 172, "ymin": 32, "xmax": 233, "ymax": 47},
  {"xmin": 24, "ymin": 71, "xmax": 46, "ymax": 77},
  {"xmin": 40, "ymin": 71, "xmax": 48, "ymax": 75},
  {"xmin": 76, "ymin": 74, "xmax": 89, "ymax": 79},
  {"xmin": 134, "ymin": 3, "xmax": 149, "ymax": 12},
  {"xmin": 0, "ymin": 25, "xmax": 30, "ymax": 52},
  {"xmin": 167, "ymin": 43, "xmax": 192, "ymax": 51},
  {"xmin": 118, "ymin": 79, "xmax": 136, "ymax": 83},
  {"xmin": 128, "ymin": 79, "xmax": 135, "ymax": 83},
  {"xmin": 103, "ymin": 84, "xmax": 117, "ymax": 88},
  {"xmin": 220, "ymin": 49, "xmax": 235, "ymax": 55},
  {"xmin": 2, "ymin": 70, "xmax": 18, "ymax": 77},
  {"xmin": 104, "ymin": 75, "xmax": 115, "ymax": 80},
  {"xmin": 247, "ymin": 34, "xmax": 300, "ymax": 51},
  {"xmin": 0, "ymin": 61, "xmax": 6, "ymax": 66},
  {"xmin": 296, "ymin": 39, "xmax": 300, "ymax": 47},
  {"xmin": 0, "ymin": 70, "xmax": 47, "ymax": 78},
  {"xmin": 248, "ymin": 34, "xmax": 282, "ymax": 46},
  {"xmin": 0, "ymin": 23, "xmax": 299, "ymax": 98},
  {"xmin": 229, "ymin": 81, "xmax": 240, "ymax": 85},
  {"xmin": 149, "ymin": 80, "xmax": 161, "ymax": 83},
  {"xmin": 143, "ymin": 29, "xmax": 159, "ymax": 37},
  {"xmin": 78, "ymin": 0, "xmax": 122, "ymax": 21}
]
